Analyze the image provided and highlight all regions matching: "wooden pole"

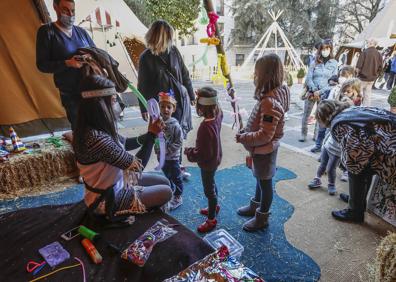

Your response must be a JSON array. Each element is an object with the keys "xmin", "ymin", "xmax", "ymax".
[{"xmin": 203, "ymin": 0, "xmax": 243, "ymax": 130}]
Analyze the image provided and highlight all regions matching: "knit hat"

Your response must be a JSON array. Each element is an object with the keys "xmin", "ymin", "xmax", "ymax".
[{"xmin": 158, "ymin": 91, "xmax": 176, "ymax": 106}]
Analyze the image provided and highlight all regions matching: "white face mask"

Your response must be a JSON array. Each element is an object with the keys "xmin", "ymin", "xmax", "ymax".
[
  {"xmin": 321, "ymin": 50, "xmax": 330, "ymax": 58},
  {"xmin": 60, "ymin": 13, "xmax": 75, "ymax": 29},
  {"xmin": 338, "ymin": 77, "xmax": 348, "ymax": 84}
]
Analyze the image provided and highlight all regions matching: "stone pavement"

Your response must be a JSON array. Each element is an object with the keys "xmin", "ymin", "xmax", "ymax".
[
  {"xmin": 103, "ymin": 80, "xmax": 396, "ymax": 282},
  {"xmin": 120, "ymin": 80, "xmax": 391, "ymax": 159}
]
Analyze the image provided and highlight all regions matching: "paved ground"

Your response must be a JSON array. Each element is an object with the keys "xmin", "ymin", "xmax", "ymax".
[
  {"xmin": 118, "ymin": 80, "xmax": 394, "ymax": 282},
  {"xmin": 120, "ymin": 80, "xmax": 391, "ymax": 159}
]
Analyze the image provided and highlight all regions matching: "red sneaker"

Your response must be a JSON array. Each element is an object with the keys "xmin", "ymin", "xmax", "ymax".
[
  {"xmin": 197, "ymin": 219, "xmax": 217, "ymax": 233},
  {"xmin": 199, "ymin": 205, "xmax": 220, "ymax": 216}
]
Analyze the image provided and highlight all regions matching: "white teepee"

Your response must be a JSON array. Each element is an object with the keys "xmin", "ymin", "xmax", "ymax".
[{"xmin": 241, "ymin": 10, "xmax": 305, "ymax": 70}]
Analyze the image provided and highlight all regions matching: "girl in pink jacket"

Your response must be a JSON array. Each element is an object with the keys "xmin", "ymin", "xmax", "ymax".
[{"xmin": 236, "ymin": 54, "xmax": 290, "ymax": 232}]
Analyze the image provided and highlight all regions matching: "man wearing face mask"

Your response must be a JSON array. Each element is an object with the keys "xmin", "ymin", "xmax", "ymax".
[
  {"xmin": 355, "ymin": 38, "xmax": 382, "ymax": 106},
  {"xmin": 36, "ymin": 0, "xmax": 95, "ymax": 131}
]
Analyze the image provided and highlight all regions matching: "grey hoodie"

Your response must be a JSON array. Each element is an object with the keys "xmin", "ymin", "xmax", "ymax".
[{"xmin": 163, "ymin": 117, "xmax": 183, "ymax": 160}]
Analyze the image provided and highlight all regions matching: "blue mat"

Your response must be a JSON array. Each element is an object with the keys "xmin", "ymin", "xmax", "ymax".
[
  {"xmin": 0, "ymin": 184, "xmax": 84, "ymax": 215},
  {"xmin": 170, "ymin": 165, "xmax": 321, "ymax": 282},
  {"xmin": 0, "ymin": 165, "xmax": 321, "ymax": 281}
]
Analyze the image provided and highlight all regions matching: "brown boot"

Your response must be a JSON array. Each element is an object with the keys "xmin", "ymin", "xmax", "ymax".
[
  {"xmin": 237, "ymin": 198, "xmax": 260, "ymax": 217},
  {"xmin": 243, "ymin": 209, "xmax": 269, "ymax": 232}
]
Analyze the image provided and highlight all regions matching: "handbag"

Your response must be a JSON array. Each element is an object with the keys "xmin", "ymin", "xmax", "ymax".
[
  {"xmin": 157, "ymin": 55, "xmax": 192, "ymax": 136},
  {"xmin": 157, "ymin": 56, "xmax": 190, "ymax": 104}
]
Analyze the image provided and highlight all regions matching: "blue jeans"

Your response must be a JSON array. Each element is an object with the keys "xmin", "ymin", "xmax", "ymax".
[
  {"xmin": 162, "ymin": 160, "xmax": 184, "ymax": 196},
  {"xmin": 315, "ymin": 126, "xmax": 327, "ymax": 148},
  {"xmin": 317, "ymin": 148, "xmax": 340, "ymax": 186}
]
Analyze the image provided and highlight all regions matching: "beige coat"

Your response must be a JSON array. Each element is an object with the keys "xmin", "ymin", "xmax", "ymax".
[{"xmin": 239, "ymin": 85, "xmax": 290, "ymax": 155}]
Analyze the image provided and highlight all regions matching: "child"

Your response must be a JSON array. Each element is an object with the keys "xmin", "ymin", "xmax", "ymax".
[
  {"xmin": 236, "ymin": 54, "xmax": 290, "ymax": 232},
  {"xmin": 311, "ymin": 65, "xmax": 355, "ymax": 153},
  {"xmin": 308, "ymin": 79, "xmax": 361, "ymax": 195},
  {"xmin": 336, "ymin": 78, "xmax": 362, "ymax": 106},
  {"xmin": 184, "ymin": 87, "xmax": 223, "ymax": 233},
  {"xmin": 158, "ymin": 92, "xmax": 184, "ymax": 210},
  {"xmin": 327, "ymin": 65, "xmax": 355, "ymax": 100}
]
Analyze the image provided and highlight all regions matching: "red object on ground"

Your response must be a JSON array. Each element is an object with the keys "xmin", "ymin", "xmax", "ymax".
[
  {"xmin": 81, "ymin": 239, "xmax": 102, "ymax": 264},
  {"xmin": 197, "ymin": 219, "xmax": 217, "ymax": 233},
  {"xmin": 199, "ymin": 205, "xmax": 220, "ymax": 216}
]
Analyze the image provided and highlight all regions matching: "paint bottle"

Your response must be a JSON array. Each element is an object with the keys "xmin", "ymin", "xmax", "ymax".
[
  {"xmin": 81, "ymin": 239, "xmax": 102, "ymax": 264},
  {"xmin": 78, "ymin": 226, "xmax": 100, "ymax": 241}
]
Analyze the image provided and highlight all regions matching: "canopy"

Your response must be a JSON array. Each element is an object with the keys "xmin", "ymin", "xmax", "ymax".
[{"xmin": 0, "ymin": 0, "xmax": 147, "ymax": 137}]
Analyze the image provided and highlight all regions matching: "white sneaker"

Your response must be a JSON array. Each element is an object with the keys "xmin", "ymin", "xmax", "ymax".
[
  {"xmin": 180, "ymin": 167, "xmax": 191, "ymax": 180},
  {"xmin": 169, "ymin": 196, "xmax": 183, "ymax": 211},
  {"xmin": 340, "ymin": 171, "xmax": 348, "ymax": 182}
]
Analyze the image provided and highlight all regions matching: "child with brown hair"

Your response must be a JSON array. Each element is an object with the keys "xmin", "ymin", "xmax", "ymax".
[
  {"xmin": 308, "ymin": 81, "xmax": 361, "ymax": 195},
  {"xmin": 336, "ymin": 78, "xmax": 362, "ymax": 106},
  {"xmin": 236, "ymin": 54, "xmax": 290, "ymax": 232},
  {"xmin": 184, "ymin": 87, "xmax": 223, "ymax": 233},
  {"xmin": 157, "ymin": 92, "xmax": 184, "ymax": 210}
]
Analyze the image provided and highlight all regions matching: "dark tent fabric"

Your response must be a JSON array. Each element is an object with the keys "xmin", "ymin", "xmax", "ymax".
[{"xmin": 0, "ymin": 202, "xmax": 213, "ymax": 281}]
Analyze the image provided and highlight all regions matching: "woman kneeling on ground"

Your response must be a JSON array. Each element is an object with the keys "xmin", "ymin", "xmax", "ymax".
[
  {"xmin": 73, "ymin": 74, "xmax": 172, "ymax": 220},
  {"xmin": 315, "ymin": 100, "xmax": 396, "ymax": 223}
]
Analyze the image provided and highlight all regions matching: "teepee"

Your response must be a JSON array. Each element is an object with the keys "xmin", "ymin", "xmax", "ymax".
[{"xmin": 241, "ymin": 10, "xmax": 305, "ymax": 70}]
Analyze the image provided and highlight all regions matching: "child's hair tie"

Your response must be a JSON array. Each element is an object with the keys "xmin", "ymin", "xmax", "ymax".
[{"xmin": 197, "ymin": 96, "xmax": 218, "ymax": 106}]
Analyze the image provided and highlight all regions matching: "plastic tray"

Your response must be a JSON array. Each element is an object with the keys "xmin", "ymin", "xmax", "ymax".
[{"xmin": 203, "ymin": 229, "xmax": 244, "ymax": 259}]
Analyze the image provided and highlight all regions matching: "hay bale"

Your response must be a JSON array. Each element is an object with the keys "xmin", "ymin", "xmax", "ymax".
[
  {"xmin": 370, "ymin": 232, "xmax": 396, "ymax": 282},
  {"xmin": 0, "ymin": 141, "xmax": 78, "ymax": 195}
]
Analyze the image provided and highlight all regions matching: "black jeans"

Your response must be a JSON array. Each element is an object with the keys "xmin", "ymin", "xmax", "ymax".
[
  {"xmin": 60, "ymin": 93, "xmax": 81, "ymax": 131},
  {"xmin": 162, "ymin": 160, "xmax": 184, "ymax": 196},
  {"xmin": 348, "ymin": 167, "xmax": 374, "ymax": 215},
  {"xmin": 387, "ymin": 71, "xmax": 396, "ymax": 90},
  {"xmin": 201, "ymin": 169, "xmax": 218, "ymax": 219}
]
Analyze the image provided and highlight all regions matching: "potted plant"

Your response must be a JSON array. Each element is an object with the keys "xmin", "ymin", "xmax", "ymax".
[
  {"xmin": 388, "ymin": 87, "xmax": 396, "ymax": 113},
  {"xmin": 284, "ymin": 70, "xmax": 293, "ymax": 86},
  {"xmin": 297, "ymin": 68, "xmax": 306, "ymax": 84}
]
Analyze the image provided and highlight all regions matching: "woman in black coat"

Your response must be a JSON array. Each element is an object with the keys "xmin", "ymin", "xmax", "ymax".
[{"xmin": 137, "ymin": 20, "xmax": 195, "ymax": 133}]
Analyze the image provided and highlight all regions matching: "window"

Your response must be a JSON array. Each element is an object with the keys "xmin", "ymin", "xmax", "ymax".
[
  {"xmin": 215, "ymin": 0, "xmax": 224, "ymax": 16},
  {"xmin": 187, "ymin": 34, "xmax": 196, "ymax": 45},
  {"xmin": 236, "ymin": 54, "xmax": 245, "ymax": 66},
  {"xmin": 181, "ymin": 38, "xmax": 185, "ymax": 46},
  {"xmin": 217, "ymin": 23, "xmax": 224, "ymax": 35}
]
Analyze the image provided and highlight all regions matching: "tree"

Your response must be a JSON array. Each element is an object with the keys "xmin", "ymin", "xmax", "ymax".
[
  {"xmin": 124, "ymin": 0, "xmax": 200, "ymax": 38},
  {"xmin": 231, "ymin": 0, "xmax": 341, "ymax": 49},
  {"xmin": 123, "ymin": 0, "xmax": 154, "ymax": 27},
  {"xmin": 335, "ymin": 0, "xmax": 384, "ymax": 42}
]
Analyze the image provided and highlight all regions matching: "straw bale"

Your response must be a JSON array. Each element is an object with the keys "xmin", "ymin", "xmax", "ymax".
[
  {"xmin": 0, "ymin": 141, "xmax": 78, "ymax": 195},
  {"xmin": 368, "ymin": 232, "xmax": 396, "ymax": 282}
]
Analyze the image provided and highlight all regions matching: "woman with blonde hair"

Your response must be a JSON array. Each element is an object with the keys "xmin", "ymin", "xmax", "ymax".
[{"xmin": 137, "ymin": 20, "xmax": 195, "ymax": 135}]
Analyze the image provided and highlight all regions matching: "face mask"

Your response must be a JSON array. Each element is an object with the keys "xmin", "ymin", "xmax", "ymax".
[
  {"xmin": 321, "ymin": 50, "xmax": 330, "ymax": 58},
  {"xmin": 60, "ymin": 13, "xmax": 75, "ymax": 29},
  {"xmin": 353, "ymin": 98, "xmax": 361, "ymax": 106},
  {"xmin": 338, "ymin": 77, "xmax": 347, "ymax": 84},
  {"xmin": 112, "ymin": 102, "xmax": 122, "ymax": 121}
]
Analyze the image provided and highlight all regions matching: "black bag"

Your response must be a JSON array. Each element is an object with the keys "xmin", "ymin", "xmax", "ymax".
[
  {"xmin": 157, "ymin": 56, "xmax": 192, "ymax": 136},
  {"xmin": 158, "ymin": 56, "xmax": 188, "ymax": 103}
]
